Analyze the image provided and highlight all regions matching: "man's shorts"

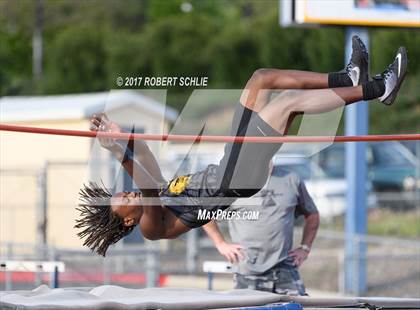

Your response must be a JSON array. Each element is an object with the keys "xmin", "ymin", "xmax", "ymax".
[{"xmin": 233, "ymin": 261, "xmax": 307, "ymax": 296}]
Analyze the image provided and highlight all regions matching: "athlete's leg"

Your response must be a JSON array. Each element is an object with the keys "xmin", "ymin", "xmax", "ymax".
[
  {"xmin": 221, "ymin": 42, "xmax": 404, "ymax": 196},
  {"xmin": 240, "ymin": 69, "xmax": 329, "ymax": 112},
  {"xmin": 219, "ymin": 84, "xmax": 370, "ymax": 196},
  {"xmin": 230, "ymin": 69, "xmax": 331, "ymax": 136},
  {"xmin": 240, "ymin": 35, "xmax": 369, "ymax": 112},
  {"xmin": 231, "ymin": 47, "xmax": 406, "ymax": 190},
  {"xmin": 221, "ymin": 85, "xmax": 366, "ymax": 194},
  {"xmin": 258, "ymin": 86, "xmax": 364, "ymax": 134},
  {"xmin": 223, "ymin": 64, "xmax": 363, "ymax": 193},
  {"xmin": 263, "ymin": 45, "xmax": 408, "ymax": 134}
]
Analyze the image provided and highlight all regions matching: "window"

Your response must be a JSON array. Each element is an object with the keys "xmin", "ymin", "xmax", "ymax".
[
  {"xmin": 320, "ymin": 145, "xmax": 345, "ymax": 178},
  {"xmin": 371, "ymin": 142, "xmax": 413, "ymax": 166}
]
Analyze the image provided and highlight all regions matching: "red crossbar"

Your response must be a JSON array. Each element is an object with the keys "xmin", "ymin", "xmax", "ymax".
[{"xmin": 1, "ymin": 124, "xmax": 419, "ymax": 143}]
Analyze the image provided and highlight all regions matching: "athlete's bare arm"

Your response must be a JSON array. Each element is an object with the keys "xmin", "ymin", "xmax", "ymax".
[
  {"xmin": 90, "ymin": 114, "xmax": 190, "ymax": 239},
  {"xmin": 91, "ymin": 113, "xmax": 166, "ymax": 184}
]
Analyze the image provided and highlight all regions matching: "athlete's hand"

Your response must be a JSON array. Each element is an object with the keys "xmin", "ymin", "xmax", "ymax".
[
  {"xmin": 215, "ymin": 242, "xmax": 245, "ymax": 264},
  {"xmin": 288, "ymin": 248, "xmax": 309, "ymax": 268},
  {"xmin": 90, "ymin": 113, "xmax": 122, "ymax": 151}
]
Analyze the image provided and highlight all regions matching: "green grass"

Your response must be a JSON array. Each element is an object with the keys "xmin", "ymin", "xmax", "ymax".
[
  {"xmin": 323, "ymin": 209, "xmax": 420, "ymax": 239},
  {"xmin": 367, "ymin": 209, "xmax": 420, "ymax": 238}
]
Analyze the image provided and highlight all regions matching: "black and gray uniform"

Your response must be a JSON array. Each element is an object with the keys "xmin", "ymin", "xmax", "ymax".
[
  {"xmin": 160, "ymin": 103, "xmax": 282, "ymax": 228},
  {"xmin": 229, "ymin": 169, "xmax": 318, "ymax": 295}
]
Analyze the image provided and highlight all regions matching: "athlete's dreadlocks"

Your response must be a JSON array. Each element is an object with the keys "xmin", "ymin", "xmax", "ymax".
[{"xmin": 75, "ymin": 182, "xmax": 135, "ymax": 256}]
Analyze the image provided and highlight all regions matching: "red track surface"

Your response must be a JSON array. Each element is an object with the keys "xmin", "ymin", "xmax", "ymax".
[{"xmin": 1, "ymin": 124, "xmax": 419, "ymax": 143}]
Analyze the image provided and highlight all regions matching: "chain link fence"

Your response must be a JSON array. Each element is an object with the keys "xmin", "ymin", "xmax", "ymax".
[{"xmin": 1, "ymin": 158, "xmax": 419, "ymax": 297}]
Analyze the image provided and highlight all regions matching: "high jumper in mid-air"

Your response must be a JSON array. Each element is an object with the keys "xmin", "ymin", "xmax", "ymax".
[{"xmin": 76, "ymin": 36, "xmax": 407, "ymax": 256}]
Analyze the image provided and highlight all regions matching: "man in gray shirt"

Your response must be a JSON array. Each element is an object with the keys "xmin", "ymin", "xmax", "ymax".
[{"xmin": 203, "ymin": 167, "xmax": 319, "ymax": 295}]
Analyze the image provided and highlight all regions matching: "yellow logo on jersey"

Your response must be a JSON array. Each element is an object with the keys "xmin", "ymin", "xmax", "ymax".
[{"xmin": 168, "ymin": 175, "xmax": 191, "ymax": 195}]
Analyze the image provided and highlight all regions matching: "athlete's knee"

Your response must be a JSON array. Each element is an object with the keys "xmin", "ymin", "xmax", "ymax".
[{"xmin": 248, "ymin": 68, "xmax": 275, "ymax": 88}]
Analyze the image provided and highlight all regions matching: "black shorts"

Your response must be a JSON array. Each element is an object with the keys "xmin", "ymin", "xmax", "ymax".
[
  {"xmin": 162, "ymin": 103, "xmax": 282, "ymax": 228},
  {"xmin": 215, "ymin": 103, "xmax": 282, "ymax": 197}
]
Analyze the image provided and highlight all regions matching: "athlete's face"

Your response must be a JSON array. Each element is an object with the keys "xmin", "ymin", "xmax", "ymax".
[{"xmin": 111, "ymin": 191, "xmax": 143, "ymax": 227}]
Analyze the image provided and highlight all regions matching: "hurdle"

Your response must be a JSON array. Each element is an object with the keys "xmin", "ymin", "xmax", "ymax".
[
  {"xmin": 202, "ymin": 261, "xmax": 232, "ymax": 290},
  {"xmin": 0, "ymin": 260, "xmax": 65, "ymax": 290}
]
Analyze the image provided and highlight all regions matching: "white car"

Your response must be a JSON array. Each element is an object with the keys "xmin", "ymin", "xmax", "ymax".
[{"xmin": 272, "ymin": 154, "xmax": 377, "ymax": 219}]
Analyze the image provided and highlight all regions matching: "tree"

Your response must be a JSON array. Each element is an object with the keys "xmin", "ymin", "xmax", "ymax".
[
  {"xmin": 42, "ymin": 25, "xmax": 107, "ymax": 94},
  {"xmin": 0, "ymin": 30, "xmax": 32, "ymax": 96}
]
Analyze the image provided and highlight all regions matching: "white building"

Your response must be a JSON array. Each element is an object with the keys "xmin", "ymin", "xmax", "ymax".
[{"xmin": 0, "ymin": 90, "xmax": 177, "ymax": 247}]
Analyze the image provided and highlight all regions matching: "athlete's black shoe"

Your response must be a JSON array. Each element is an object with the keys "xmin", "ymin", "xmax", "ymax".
[
  {"xmin": 345, "ymin": 35, "xmax": 369, "ymax": 86},
  {"xmin": 378, "ymin": 47, "xmax": 408, "ymax": 105}
]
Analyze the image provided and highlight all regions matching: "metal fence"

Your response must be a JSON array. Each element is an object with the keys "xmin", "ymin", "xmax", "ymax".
[
  {"xmin": 1, "ymin": 158, "xmax": 419, "ymax": 297},
  {"xmin": 0, "ymin": 242, "xmax": 160, "ymax": 290},
  {"xmin": 0, "ymin": 161, "xmax": 161, "ymax": 291}
]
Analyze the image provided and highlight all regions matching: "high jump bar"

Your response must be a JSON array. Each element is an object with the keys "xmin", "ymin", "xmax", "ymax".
[{"xmin": 0, "ymin": 124, "xmax": 419, "ymax": 143}]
